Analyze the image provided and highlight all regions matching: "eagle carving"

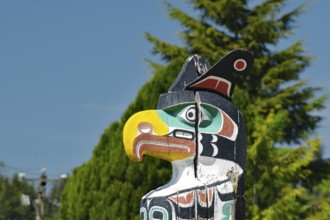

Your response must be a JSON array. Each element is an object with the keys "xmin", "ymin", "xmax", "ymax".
[{"xmin": 123, "ymin": 49, "xmax": 254, "ymax": 220}]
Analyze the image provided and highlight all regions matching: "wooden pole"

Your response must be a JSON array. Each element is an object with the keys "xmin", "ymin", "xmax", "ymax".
[
  {"xmin": 123, "ymin": 49, "xmax": 254, "ymax": 219},
  {"xmin": 36, "ymin": 169, "xmax": 47, "ymax": 220}
]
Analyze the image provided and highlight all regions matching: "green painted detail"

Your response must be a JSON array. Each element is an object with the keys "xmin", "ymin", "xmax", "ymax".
[
  {"xmin": 222, "ymin": 201, "xmax": 232, "ymax": 220},
  {"xmin": 157, "ymin": 103, "xmax": 196, "ymax": 132},
  {"xmin": 140, "ymin": 207, "xmax": 147, "ymax": 220},
  {"xmin": 156, "ymin": 102, "xmax": 223, "ymax": 134},
  {"xmin": 149, "ymin": 206, "xmax": 169, "ymax": 220},
  {"xmin": 199, "ymin": 104, "xmax": 223, "ymax": 133}
]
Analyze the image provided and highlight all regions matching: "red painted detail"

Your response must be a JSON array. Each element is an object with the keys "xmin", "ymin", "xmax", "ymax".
[
  {"xmin": 133, "ymin": 133, "xmax": 196, "ymax": 162},
  {"xmin": 234, "ymin": 59, "xmax": 247, "ymax": 71},
  {"xmin": 191, "ymin": 78, "xmax": 218, "ymax": 89},
  {"xmin": 169, "ymin": 191, "xmax": 195, "ymax": 206},
  {"xmin": 218, "ymin": 111, "xmax": 234, "ymax": 138},
  {"xmin": 198, "ymin": 188, "xmax": 213, "ymax": 203},
  {"xmin": 190, "ymin": 77, "xmax": 231, "ymax": 97},
  {"xmin": 215, "ymin": 81, "xmax": 230, "ymax": 97}
]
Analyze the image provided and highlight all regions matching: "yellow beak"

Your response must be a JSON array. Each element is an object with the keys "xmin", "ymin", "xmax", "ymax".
[{"xmin": 123, "ymin": 110, "xmax": 195, "ymax": 162}]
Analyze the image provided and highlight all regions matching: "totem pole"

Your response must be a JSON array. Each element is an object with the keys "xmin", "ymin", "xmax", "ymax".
[{"xmin": 123, "ymin": 49, "xmax": 254, "ymax": 219}]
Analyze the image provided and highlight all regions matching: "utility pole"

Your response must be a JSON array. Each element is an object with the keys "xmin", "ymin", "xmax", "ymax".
[
  {"xmin": 36, "ymin": 168, "xmax": 47, "ymax": 220},
  {"xmin": 19, "ymin": 169, "xmax": 68, "ymax": 219}
]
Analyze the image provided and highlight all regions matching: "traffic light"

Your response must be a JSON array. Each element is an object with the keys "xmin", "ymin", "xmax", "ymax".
[{"xmin": 40, "ymin": 172, "xmax": 47, "ymax": 186}]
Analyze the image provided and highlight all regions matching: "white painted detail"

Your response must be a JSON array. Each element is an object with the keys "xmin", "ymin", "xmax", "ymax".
[
  {"xmin": 138, "ymin": 123, "xmax": 152, "ymax": 133},
  {"xmin": 217, "ymin": 181, "xmax": 233, "ymax": 194},
  {"xmin": 211, "ymin": 135, "xmax": 218, "ymax": 157},
  {"xmin": 174, "ymin": 131, "xmax": 193, "ymax": 139},
  {"xmin": 197, "ymin": 156, "xmax": 243, "ymax": 185},
  {"xmin": 198, "ymin": 133, "xmax": 203, "ymax": 155},
  {"xmin": 143, "ymin": 159, "xmax": 203, "ymax": 198}
]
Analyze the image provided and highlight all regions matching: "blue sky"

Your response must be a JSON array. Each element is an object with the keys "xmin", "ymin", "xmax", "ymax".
[{"xmin": 0, "ymin": 1, "xmax": 329, "ymax": 180}]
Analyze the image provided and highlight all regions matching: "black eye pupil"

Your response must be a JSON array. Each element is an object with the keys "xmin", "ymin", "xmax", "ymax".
[{"xmin": 181, "ymin": 106, "xmax": 196, "ymax": 123}]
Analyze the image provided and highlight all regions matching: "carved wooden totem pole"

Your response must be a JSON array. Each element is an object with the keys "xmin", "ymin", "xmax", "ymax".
[{"xmin": 123, "ymin": 49, "xmax": 254, "ymax": 219}]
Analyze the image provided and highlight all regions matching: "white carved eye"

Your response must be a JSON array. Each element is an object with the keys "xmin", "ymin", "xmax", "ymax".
[
  {"xmin": 178, "ymin": 105, "xmax": 212, "ymax": 126},
  {"xmin": 186, "ymin": 107, "xmax": 196, "ymax": 122},
  {"xmin": 179, "ymin": 106, "xmax": 196, "ymax": 124}
]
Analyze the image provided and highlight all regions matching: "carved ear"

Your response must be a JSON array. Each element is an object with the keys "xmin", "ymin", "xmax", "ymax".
[{"xmin": 186, "ymin": 49, "xmax": 254, "ymax": 99}]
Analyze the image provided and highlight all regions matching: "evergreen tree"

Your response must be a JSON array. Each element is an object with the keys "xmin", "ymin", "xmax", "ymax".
[
  {"xmin": 146, "ymin": 1, "xmax": 327, "ymax": 218},
  {"xmin": 303, "ymin": 159, "xmax": 330, "ymax": 220},
  {"xmin": 305, "ymin": 177, "xmax": 330, "ymax": 220},
  {"xmin": 0, "ymin": 174, "xmax": 35, "ymax": 220},
  {"xmin": 60, "ymin": 61, "xmax": 182, "ymax": 219},
  {"xmin": 60, "ymin": 1, "xmax": 328, "ymax": 219}
]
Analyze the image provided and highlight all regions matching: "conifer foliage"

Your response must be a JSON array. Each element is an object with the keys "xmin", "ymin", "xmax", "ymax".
[
  {"xmin": 60, "ymin": 1, "xmax": 328, "ymax": 219},
  {"xmin": 0, "ymin": 174, "xmax": 35, "ymax": 220}
]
